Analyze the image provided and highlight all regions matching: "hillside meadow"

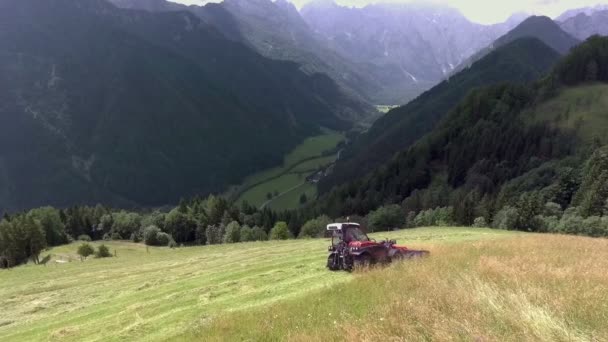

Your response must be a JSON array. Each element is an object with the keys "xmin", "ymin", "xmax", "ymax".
[
  {"xmin": 189, "ymin": 233, "xmax": 608, "ymax": 342},
  {"xmin": 1, "ymin": 228, "xmax": 513, "ymax": 341},
  {"xmin": 1, "ymin": 228, "xmax": 606, "ymax": 341}
]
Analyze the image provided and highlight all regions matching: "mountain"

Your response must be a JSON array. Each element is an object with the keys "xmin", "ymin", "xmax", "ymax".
[
  {"xmin": 0, "ymin": 0, "xmax": 367, "ymax": 211},
  {"xmin": 319, "ymin": 37, "xmax": 562, "ymax": 192},
  {"xmin": 453, "ymin": 16, "xmax": 580, "ymax": 74},
  {"xmin": 559, "ymin": 10, "xmax": 608, "ymax": 40},
  {"xmin": 301, "ymin": 1, "xmax": 525, "ymax": 104},
  {"xmin": 314, "ymin": 36, "xmax": 608, "ymax": 222},
  {"xmin": 110, "ymin": 0, "xmax": 378, "ymax": 121},
  {"xmin": 555, "ymin": 4, "xmax": 608, "ymax": 22}
]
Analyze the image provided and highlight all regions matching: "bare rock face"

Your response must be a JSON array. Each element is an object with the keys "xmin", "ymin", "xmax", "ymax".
[{"xmin": 301, "ymin": 1, "xmax": 525, "ymax": 104}]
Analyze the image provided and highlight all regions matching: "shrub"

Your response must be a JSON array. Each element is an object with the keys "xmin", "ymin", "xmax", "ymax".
[
  {"xmin": 367, "ymin": 205, "xmax": 404, "ymax": 232},
  {"xmin": 405, "ymin": 211, "xmax": 417, "ymax": 228},
  {"xmin": 543, "ymin": 202, "xmax": 563, "ymax": 218},
  {"xmin": 156, "ymin": 232, "xmax": 171, "ymax": 246},
  {"xmin": 77, "ymin": 234, "xmax": 92, "ymax": 242},
  {"xmin": 143, "ymin": 226, "xmax": 161, "ymax": 246},
  {"xmin": 164, "ymin": 209, "xmax": 197, "ymax": 243},
  {"xmin": 493, "ymin": 206, "xmax": 519, "ymax": 230},
  {"xmin": 141, "ymin": 211, "xmax": 166, "ymax": 230},
  {"xmin": 77, "ymin": 243, "xmax": 95, "ymax": 260},
  {"xmin": 130, "ymin": 231, "xmax": 141, "ymax": 243},
  {"xmin": 195, "ymin": 224, "xmax": 207, "ymax": 245},
  {"xmin": 251, "ymin": 226, "xmax": 267, "ymax": 241},
  {"xmin": 111, "ymin": 211, "xmax": 142, "ymax": 241},
  {"xmin": 270, "ymin": 222, "xmax": 290, "ymax": 240},
  {"xmin": 472, "ymin": 217, "xmax": 488, "ymax": 228},
  {"xmin": 96, "ymin": 244, "xmax": 112, "ymax": 258},
  {"xmin": 223, "ymin": 221, "xmax": 241, "ymax": 243},
  {"xmin": 299, "ymin": 215, "xmax": 331, "ymax": 238},
  {"xmin": 536, "ymin": 215, "xmax": 559, "ymax": 233},
  {"xmin": 102, "ymin": 233, "xmax": 111, "ymax": 241},
  {"xmin": 206, "ymin": 225, "xmax": 225, "ymax": 245},
  {"xmin": 168, "ymin": 239, "xmax": 178, "ymax": 249},
  {"xmin": 240, "ymin": 225, "xmax": 254, "ymax": 242}
]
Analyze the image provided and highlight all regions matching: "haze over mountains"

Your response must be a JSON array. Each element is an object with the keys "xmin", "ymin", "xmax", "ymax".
[
  {"xmin": 1, "ymin": 0, "xmax": 607, "ymax": 213},
  {"xmin": 301, "ymin": 1, "xmax": 527, "ymax": 104},
  {"xmin": 111, "ymin": 0, "xmax": 528, "ymax": 105},
  {"xmin": 558, "ymin": 8, "xmax": 608, "ymax": 40}
]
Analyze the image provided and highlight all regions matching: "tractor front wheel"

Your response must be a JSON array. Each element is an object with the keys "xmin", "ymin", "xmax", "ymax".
[{"xmin": 327, "ymin": 254, "xmax": 340, "ymax": 271}]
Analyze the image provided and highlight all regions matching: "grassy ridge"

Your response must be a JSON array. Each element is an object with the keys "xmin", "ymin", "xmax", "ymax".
[
  {"xmin": 237, "ymin": 130, "xmax": 344, "ymax": 209},
  {"xmin": 0, "ymin": 228, "xmax": 512, "ymax": 341},
  {"xmin": 187, "ymin": 234, "xmax": 608, "ymax": 341}
]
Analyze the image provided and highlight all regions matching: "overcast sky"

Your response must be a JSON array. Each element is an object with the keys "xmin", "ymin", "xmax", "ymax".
[{"xmin": 172, "ymin": 0, "xmax": 606, "ymax": 24}]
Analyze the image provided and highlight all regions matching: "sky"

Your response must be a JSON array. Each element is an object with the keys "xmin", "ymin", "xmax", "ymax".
[{"xmin": 172, "ymin": 0, "xmax": 607, "ymax": 24}]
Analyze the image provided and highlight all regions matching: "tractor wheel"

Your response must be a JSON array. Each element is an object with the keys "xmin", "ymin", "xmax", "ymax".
[
  {"xmin": 353, "ymin": 254, "xmax": 372, "ymax": 271},
  {"xmin": 327, "ymin": 254, "xmax": 340, "ymax": 271}
]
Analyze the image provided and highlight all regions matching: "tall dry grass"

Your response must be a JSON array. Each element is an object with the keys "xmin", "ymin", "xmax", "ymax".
[{"xmin": 188, "ymin": 234, "xmax": 608, "ymax": 341}]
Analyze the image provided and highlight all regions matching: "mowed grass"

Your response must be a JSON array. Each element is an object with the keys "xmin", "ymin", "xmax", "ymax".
[
  {"xmin": 0, "ymin": 228, "xmax": 513, "ymax": 341},
  {"xmin": 187, "ymin": 233, "xmax": 608, "ymax": 342},
  {"xmin": 237, "ymin": 130, "xmax": 344, "ymax": 209},
  {"xmin": 528, "ymin": 83, "xmax": 608, "ymax": 144}
]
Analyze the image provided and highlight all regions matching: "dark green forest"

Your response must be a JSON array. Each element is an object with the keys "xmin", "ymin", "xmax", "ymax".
[
  {"xmin": 0, "ymin": 0, "xmax": 368, "ymax": 212},
  {"xmin": 311, "ymin": 35, "xmax": 608, "ymax": 235},
  {"xmin": 322, "ymin": 37, "xmax": 562, "ymax": 191}
]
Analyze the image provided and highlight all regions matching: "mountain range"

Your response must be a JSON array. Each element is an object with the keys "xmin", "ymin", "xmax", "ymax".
[
  {"xmin": 320, "ymin": 15, "xmax": 578, "ymax": 192},
  {"xmin": 1, "ymin": 0, "xmax": 608, "ymax": 213},
  {"xmin": 300, "ymin": 0, "xmax": 527, "ymax": 104},
  {"xmin": 0, "ymin": 0, "xmax": 366, "ymax": 211},
  {"xmin": 111, "ymin": 0, "xmax": 528, "ymax": 105},
  {"xmin": 559, "ymin": 9, "xmax": 608, "ymax": 40}
]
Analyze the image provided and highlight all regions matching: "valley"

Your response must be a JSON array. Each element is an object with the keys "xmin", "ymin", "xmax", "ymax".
[
  {"xmin": 2, "ymin": 1, "xmax": 608, "ymax": 341},
  {"xmin": 234, "ymin": 130, "xmax": 344, "ymax": 211}
]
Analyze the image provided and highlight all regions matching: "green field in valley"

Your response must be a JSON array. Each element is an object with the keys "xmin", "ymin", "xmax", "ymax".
[
  {"xmin": 0, "ymin": 228, "xmax": 520, "ymax": 341},
  {"xmin": 375, "ymin": 105, "xmax": 399, "ymax": 113},
  {"xmin": 236, "ymin": 130, "xmax": 344, "ymax": 210}
]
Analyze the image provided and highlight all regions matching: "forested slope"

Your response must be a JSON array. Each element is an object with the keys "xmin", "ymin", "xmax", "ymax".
[
  {"xmin": 315, "ymin": 36, "xmax": 608, "ymax": 236},
  {"xmin": 321, "ymin": 37, "xmax": 561, "ymax": 191},
  {"xmin": 0, "ymin": 0, "xmax": 365, "ymax": 211}
]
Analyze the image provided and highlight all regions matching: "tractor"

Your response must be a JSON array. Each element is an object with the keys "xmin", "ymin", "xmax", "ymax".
[{"xmin": 326, "ymin": 222, "xmax": 429, "ymax": 271}]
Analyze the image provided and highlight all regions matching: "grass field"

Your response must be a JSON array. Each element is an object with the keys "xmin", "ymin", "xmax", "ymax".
[
  {"xmin": 189, "ymin": 232, "xmax": 608, "ymax": 342},
  {"xmin": 236, "ymin": 130, "xmax": 344, "ymax": 210},
  {"xmin": 0, "ymin": 228, "xmax": 518, "ymax": 341}
]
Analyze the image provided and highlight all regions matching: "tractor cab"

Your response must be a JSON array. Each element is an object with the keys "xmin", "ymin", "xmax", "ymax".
[{"xmin": 327, "ymin": 222, "xmax": 370, "ymax": 246}]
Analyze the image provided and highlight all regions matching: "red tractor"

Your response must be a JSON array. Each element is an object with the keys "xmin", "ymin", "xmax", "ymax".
[{"xmin": 326, "ymin": 222, "xmax": 429, "ymax": 271}]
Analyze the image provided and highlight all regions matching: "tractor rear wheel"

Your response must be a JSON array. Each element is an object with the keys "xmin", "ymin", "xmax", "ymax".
[{"xmin": 353, "ymin": 254, "xmax": 372, "ymax": 271}]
